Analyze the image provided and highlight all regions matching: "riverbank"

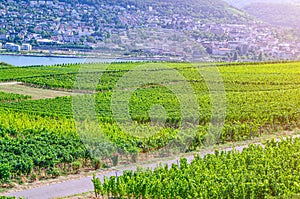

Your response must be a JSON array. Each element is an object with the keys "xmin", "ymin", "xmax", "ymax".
[
  {"xmin": 0, "ymin": 54, "xmax": 159, "ymax": 67},
  {"xmin": 0, "ymin": 51, "xmax": 93, "ymax": 59},
  {"xmin": 0, "ymin": 54, "xmax": 85, "ymax": 66},
  {"xmin": 0, "ymin": 50, "xmax": 187, "ymax": 62}
]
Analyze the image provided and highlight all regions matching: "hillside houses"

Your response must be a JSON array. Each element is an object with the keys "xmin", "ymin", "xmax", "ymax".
[
  {"xmin": 198, "ymin": 23, "xmax": 300, "ymax": 60},
  {"xmin": 0, "ymin": 0, "xmax": 299, "ymax": 60}
]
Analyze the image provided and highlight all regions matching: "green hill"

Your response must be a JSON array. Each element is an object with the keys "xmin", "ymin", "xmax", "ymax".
[{"xmin": 57, "ymin": 0, "xmax": 251, "ymax": 24}]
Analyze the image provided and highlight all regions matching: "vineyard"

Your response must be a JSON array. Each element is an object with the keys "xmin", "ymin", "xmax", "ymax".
[
  {"xmin": 92, "ymin": 138, "xmax": 300, "ymax": 198},
  {"xmin": 0, "ymin": 92, "xmax": 31, "ymax": 102},
  {"xmin": 1, "ymin": 61, "xmax": 300, "ymax": 190}
]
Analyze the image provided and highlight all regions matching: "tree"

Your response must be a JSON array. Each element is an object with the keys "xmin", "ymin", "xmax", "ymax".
[
  {"xmin": 79, "ymin": 36, "xmax": 86, "ymax": 43},
  {"xmin": 14, "ymin": 35, "xmax": 22, "ymax": 44},
  {"xmin": 87, "ymin": 36, "xmax": 96, "ymax": 43},
  {"xmin": 30, "ymin": 38, "xmax": 39, "ymax": 46},
  {"xmin": 0, "ymin": 28, "xmax": 6, "ymax": 35},
  {"xmin": 233, "ymin": 51, "xmax": 239, "ymax": 61},
  {"xmin": 258, "ymin": 51, "xmax": 265, "ymax": 61}
]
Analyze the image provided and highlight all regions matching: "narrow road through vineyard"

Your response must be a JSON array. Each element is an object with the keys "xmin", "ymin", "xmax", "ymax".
[{"xmin": 3, "ymin": 138, "xmax": 273, "ymax": 199}]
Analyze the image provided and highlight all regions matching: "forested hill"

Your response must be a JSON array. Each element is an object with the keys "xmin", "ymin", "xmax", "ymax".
[
  {"xmin": 0, "ymin": 0, "xmax": 255, "ymax": 39},
  {"xmin": 55, "ymin": 0, "xmax": 251, "ymax": 24}
]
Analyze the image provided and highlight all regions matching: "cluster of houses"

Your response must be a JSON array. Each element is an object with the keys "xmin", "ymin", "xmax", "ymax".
[
  {"xmin": 198, "ymin": 24, "xmax": 300, "ymax": 60},
  {"xmin": 0, "ymin": 0, "xmax": 299, "ymax": 60}
]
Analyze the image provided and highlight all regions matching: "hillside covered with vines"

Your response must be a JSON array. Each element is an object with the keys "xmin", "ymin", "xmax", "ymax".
[{"xmin": 1, "ymin": 61, "xmax": 300, "ymax": 187}]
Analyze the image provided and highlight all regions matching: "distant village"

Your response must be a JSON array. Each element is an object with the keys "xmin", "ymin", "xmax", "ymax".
[
  {"xmin": 0, "ymin": 0, "xmax": 299, "ymax": 61},
  {"xmin": 198, "ymin": 23, "xmax": 299, "ymax": 61}
]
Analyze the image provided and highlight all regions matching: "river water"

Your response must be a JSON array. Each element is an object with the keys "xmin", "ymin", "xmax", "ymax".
[{"xmin": 0, "ymin": 55, "xmax": 139, "ymax": 66}]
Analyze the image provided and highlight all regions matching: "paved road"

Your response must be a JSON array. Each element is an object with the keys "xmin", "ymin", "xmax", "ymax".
[{"xmin": 4, "ymin": 144, "xmax": 252, "ymax": 199}]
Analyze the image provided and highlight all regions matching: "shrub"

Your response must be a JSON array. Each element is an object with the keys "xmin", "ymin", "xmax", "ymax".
[
  {"xmin": 0, "ymin": 164, "xmax": 11, "ymax": 183},
  {"xmin": 71, "ymin": 161, "xmax": 82, "ymax": 173}
]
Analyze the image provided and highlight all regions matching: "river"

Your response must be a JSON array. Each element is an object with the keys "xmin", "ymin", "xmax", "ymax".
[{"xmin": 0, "ymin": 54, "xmax": 141, "ymax": 67}]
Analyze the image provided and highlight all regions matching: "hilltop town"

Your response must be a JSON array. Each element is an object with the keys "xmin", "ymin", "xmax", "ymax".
[{"xmin": 0, "ymin": 0, "xmax": 299, "ymax": 61}]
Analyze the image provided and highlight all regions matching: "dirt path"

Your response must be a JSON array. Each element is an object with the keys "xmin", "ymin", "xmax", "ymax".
[
  {"xmin": 0, "ymin": 82, "xmax": 22, "ymax": 86},
  {"xmin": 0, "ymin": 82, "xmax": 82, "ymax": 100}
]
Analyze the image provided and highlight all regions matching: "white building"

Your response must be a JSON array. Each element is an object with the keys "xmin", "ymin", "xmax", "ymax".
[
  {"xmin": 212, "ymin": 47, "xmax": 233, "ymax": 56},
  {"xmin": 21, "ymin": 44, "xmax": 32, "ymax": 51},
  {"xmin": 30, "ymin": 1, "xmax": 38, "ymax": 6},
  {"xmin": 37, "ymin": 38, "xmax": 55, "ymax": 45},
  {"xmin": 0, "ymin": 34, "xmax": 8, "ymax": 41},
  {"xmin": 11, "ymin": 45, "xmax": 21, "ymax": 52},
  {"xmin": 4, "ymin": 43, "xmax": 14, "ymax": 49},
  {"xmin": 279, "ymin": 43, "xmax": 290, "ymax": 51},
  {"xmin": 46, "ymin": 1, "xmax": 54, "ymax": 6},
  {"xmin": 5, "ymin": 43, "xmax": 21, "ymax": 52}
]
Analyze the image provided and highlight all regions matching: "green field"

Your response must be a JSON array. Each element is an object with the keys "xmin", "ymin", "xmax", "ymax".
[{"xmin": 1, "ymin": 61, "xmax": 300, "ymax": 190}]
